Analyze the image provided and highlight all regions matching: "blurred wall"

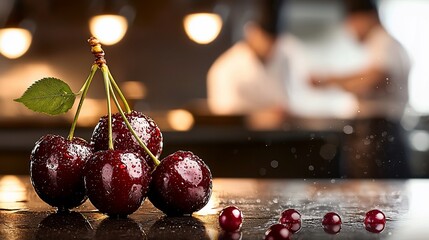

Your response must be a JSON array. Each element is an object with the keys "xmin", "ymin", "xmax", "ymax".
[{"xmin": 0, "ymin": 0, "xmax": 355, "ymax": 123}]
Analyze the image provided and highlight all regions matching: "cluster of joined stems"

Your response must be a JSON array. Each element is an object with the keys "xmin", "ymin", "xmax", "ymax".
[{"xmin": 67, "ymin": 37, "xmax": 160, "ymax": 167}]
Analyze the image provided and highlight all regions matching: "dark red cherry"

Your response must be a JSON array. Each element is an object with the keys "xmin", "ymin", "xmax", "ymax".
[
  {"xmin": 365, "ymin": 223, "xmax": 385, "ymax": 233},
  {"xmin": 30, "ymin": 134, "xmax": 91, "ymax": 211},
  {"xmin": 148, "ymin": 151, "xmax": 212, "ymax": 216},
  {"xmin": 323, "ymin": 224, "xmax": 341, "ymax": 234},
  {"xmin": 84, "ymin": 149, "xmax": 151, "ymax": 217},
  {"xmin": 322, "ymin": 212, "xmax": 342, "ymax": 225},
  {"xmin": 90, "ymin": 110, "xmax": 163, "ymax": 170},
  {"xmin": 364, "ymin": 209, "xmax": 386, "ymax": 225},
  {"xmin": 265, "ymin": 224, "xmax": 291, "ymax": 240},
  {"xmin": 284, "ymin": 222, "xmax": 302, "ymax": 234},
  {"xmin": 219, "ymin": 206, "xmax": 243, "ymax": 232},
  {"xmin": 280, "ymin": 209, "xmax": 301, "ymax": 224}
]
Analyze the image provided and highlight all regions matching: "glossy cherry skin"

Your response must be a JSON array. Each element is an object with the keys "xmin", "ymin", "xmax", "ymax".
[
  {"xmin": 322, "ymin": 212, "xmax": 342, "ymax": 225},
  {"xmin": 90, "ymin": 111, "xmax": 163, "ymax": 170},
  {"xmin": 364, "ymin": 209, "xmax": 386, "ymax": 225},
  {"xmin": 285, "ymin": 222, "xmax": 302, "ymax": 234},
  {"xmin": 148, "ymin": 151, "xmax": 212, "ymax": 216},
  {"xmin": 30, "ymin": 134, "xmax": 91, "ymax": 211},
  {"xmin": 84, "ymin": 150, "xmax": 151, "ymax": 217},
  {"xmin": 365, "ymin": 222, "xmax": 385, "ymax": 233},
  {"xmin": 280, "ymin": 209, "xmax": 301, "ymax": 224},
  {"xmin": 219, "ymin": 206, "xmax": 243, "ymax": 232},
  {"xmin": 265, "ymin": 224, "xmax": 291, "ymax": 240},
  {"xmin": 323, "ymin": 224, "xmax": 341, "ymax": 234}
]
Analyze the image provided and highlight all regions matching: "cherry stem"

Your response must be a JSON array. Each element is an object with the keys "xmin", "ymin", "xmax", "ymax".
[
  {"xmin": 108, "ymin": 71, "xmax": 131, "ymax": 113},
  {"xmin": 67, "ymin": 64, "xmax": 98, "ymax": 141},
  {"xmin": 107, "ymin": 69, "xmax": 160, "ymax": 166},
  {"xmin": 102, "ymin": 65, "xmax": 114, "ymax": 150}
]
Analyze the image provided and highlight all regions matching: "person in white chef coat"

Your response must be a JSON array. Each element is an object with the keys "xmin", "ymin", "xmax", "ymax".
[
  {"xmin": 312, "ymin": 0, "xmax": 411, "ymax": 178},
  {"xmin": 206, "ymin": 0, "xmax": 308, "ymax": 129}
]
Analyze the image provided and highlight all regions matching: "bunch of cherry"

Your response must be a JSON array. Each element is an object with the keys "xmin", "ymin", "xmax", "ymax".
[
  {"xmin": 219, "ymin": 206, "xmax": 386, "ymax": 239},
  {"xmin": 27, "ymin": 37, "xmax": 212, "ymax": 217}
]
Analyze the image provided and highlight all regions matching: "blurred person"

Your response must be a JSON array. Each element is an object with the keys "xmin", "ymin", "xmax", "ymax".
[
  {"xmin": 312, "ymin": 0, "xmax": 411, "ymax": 178},
  {"xmin": 206, "ymin": 0, "xmax": 308, "ymax": 129}
]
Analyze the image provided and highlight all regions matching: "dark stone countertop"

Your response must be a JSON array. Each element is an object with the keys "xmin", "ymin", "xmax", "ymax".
[{"xmin": 0, "ymin": 175, "xmax": 425, "ymax": 239}]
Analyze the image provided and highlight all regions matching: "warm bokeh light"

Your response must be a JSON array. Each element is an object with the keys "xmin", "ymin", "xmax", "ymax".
[
  {"xmin": 409, "ymin": 130, "xmax": 429, "ymax": 152},
  {"xmin": 0, "ymin": 175, "xmax": 26, "ymax": 203},
  {"xmin": 167, "ymin": 109, "xmax": 194, "ymax": 131},
  {"xmin": 74, "ymin": 98, "xmax": 106, "ymax": 127},
  {"xmin": 121, "ymin": 81, "xmax": 147, "ymax": 99},
  {"xmin": 0, "ymin": 28, "xmax": 32, "ymax": 59},
  {"xmin": 89, "ymin": 14, "xmax": 128, "ymax": 45},
  {"xmin": 183, "ymin": 13, "xmax": 222, "ymax": 44}
]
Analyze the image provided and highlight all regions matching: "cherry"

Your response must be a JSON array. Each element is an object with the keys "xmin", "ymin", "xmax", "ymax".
[
  {"xmin": 91, "ymin": 110, "xmax": 163, "ymax": 170},
  {"xmin": 84, "ymin": 149, "xmax": 151, "ymax": 217},
  {"xmin": 365, "ymin": 222, "xmax": 385, "ymax": 233},
  {"xmin": 148, "ymin": 151, "xmax": 212, "ymax": 216},
  {"xmin": 364, "ymin": 209, "xmax": 386, "ymax": 233},
  {"xmin": 322, "ymin": 212, "xmax": 342, "ymax": 225},
  {"xmin": 30, "ymin": 134, "xmax": 91, "ymax": 211},
  {"xmin": 323, "ymin": 224, "xmax": 341, "ymax": 234},
  {"xmin": 280, "ymin": 209, "xmax": 301, "ymax": 224},
  {"xmin": 322, "ymin": 212, "xmax": 342, "ymax": 235},
  {"xmin": 364, "ymin": 209, "xmax": 386, "ymax": 225},
  {"xmin": 265, "ymin": 224, "xmax": 291, "ymax": 240},
  {"xmin": 219, "ymin": 206, "xmax": 243, "ymax": 232},
  {"xmin": 284, "ymin": 222, "xmax": 301, "ymax": 234}
]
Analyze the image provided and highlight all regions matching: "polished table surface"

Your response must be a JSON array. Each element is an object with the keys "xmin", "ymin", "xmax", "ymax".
[{"xmin": 0, "ymin": 176, "xmax": 428, "ymax": 239}]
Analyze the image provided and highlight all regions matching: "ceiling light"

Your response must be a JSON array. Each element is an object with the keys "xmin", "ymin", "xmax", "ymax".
[
  {"xmin": 183, "ymin": 13, "xmax": 222, "ymax": 44},
  {"xmin": 89, "ymin": 14, "xmax": 128, "ymax": 45},
  {"xmin": 0, "ymin": 28, "xmax": 32, "ymax": 59}
]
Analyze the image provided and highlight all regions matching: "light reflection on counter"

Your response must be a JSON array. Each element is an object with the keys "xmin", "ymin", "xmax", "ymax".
[
  {"xmin": 0, "ymin": 175, "xmax": 27, "ymax": 210},
  {"xmin": 389, "ymin": 180, "xmax": 429, "ymax": 239},
  {"xmin": 195, "ymin": 194, "xmax": 220, "ymax": 216},
  {"xmin": 0, "ymin": 176, "xmax": 424, "ymax": 239}
]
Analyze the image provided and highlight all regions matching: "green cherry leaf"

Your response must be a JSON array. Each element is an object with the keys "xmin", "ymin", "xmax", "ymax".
[{"xmin": 14, "ymin": 77, "xmax": 77, "ymax": 115}]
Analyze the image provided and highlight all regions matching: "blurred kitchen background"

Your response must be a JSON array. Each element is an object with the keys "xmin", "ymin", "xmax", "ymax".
[{"xmin": 0, "ymin": 0, "xmax": 428, "ymax": 178}]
